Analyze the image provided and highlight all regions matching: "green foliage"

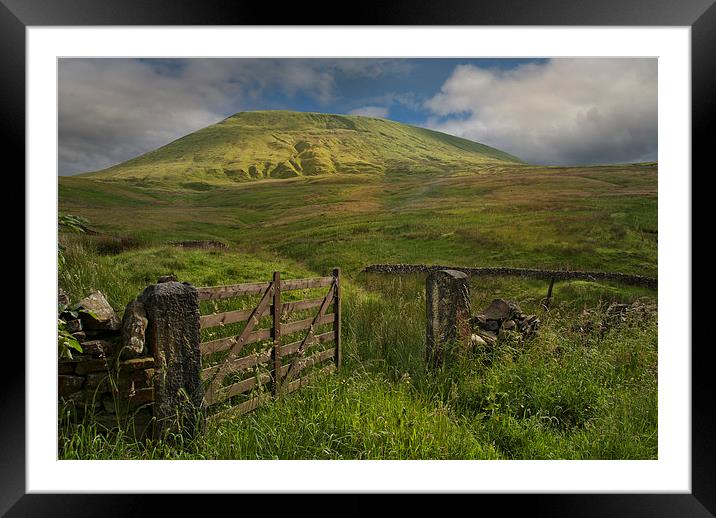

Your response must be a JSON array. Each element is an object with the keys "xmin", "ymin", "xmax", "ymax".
[
  {"xmin": 57, "ymin": 318, "xmax": 83, "ymax": 359},
  {"xmin": 58, "ymin": 213, "xmax": 92, "ymax": 358},
  {"xmin": 57, "ymin": 300, "xmax": 84, "ymax": 359},
  {"xmin": 58, "ymin": 213, "xmax": 90, "ymax": 268},
  {"xmin": 59, "ymin": 213, "xmax": 90, "ymax": 233}
]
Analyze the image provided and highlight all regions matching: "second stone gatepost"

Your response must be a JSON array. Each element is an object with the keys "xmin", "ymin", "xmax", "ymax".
[
  {"xmin": 426, "ymin": 269, "xmax": 471, "ymax": 366},
  {"xmin": 139, "ymin": 280, "xmax": 204, "ymax": 439}
]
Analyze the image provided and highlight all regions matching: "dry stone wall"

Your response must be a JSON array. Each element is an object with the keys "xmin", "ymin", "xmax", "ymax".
[
  {"xmin": 59, "ymin": 279, "xmax": 204, "ymax": 439},
  {"xmin": 363, "ymin": 264, "xmax": 657, "ymax": 289},
  {"xmin": 470, "ymin": 298, "xmax": 540, "ymax": 347},
  {"xmin": 59, "ymin": 289, "xmax": 155, "ymax": 436}
]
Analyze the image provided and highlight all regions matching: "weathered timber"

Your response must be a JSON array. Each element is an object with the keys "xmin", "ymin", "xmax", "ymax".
[
  {"xmin": 197, "ymin": 281, "xmax": 270, "ymax": 301},
  {"xmin": 281, "ymin": 313, "xmax": 334, "ymax": 335},
  {"xmin": 201, "ymin": 284, "xmax": 274, "ymax": 356},
  {"xmin": 197, "ymin": 270, "xmax": 341, "ymax": 418},
  {"xmin": 205, "ymin": 373, "xmax": 271, "ymax": 406},
  {"xmin": 200, "ymin": 306, "xmax": 270, "ymax": 329},
  {"xmin": 543, "ymin": 277, "xmax": 556, "ymax": 309},
  {"xmin": 282, "ymin": 283, "xmax": 335, "ymax": 382},
  {"xmin": 207, "ymin": 394, "xmax": 268, "ymax": 421},
  {"xmin": 200, "ymin": 328, "xmax": 272, "ymax": 356},
  {"xmin": 233, "ymin": 395, "xmax": 265, "ymax": 415},
  {"xmin": 279, "ymin": 331, "xmax": 334, "ymax": 356},
  {"xmin": 281, "ymin": 277, "xmax": 334, "ymax": 291},
  {"xmin": 333, "ymin": 267, "xmax": 342, "ymax": 371},
  {"xmin": 200, "ymin": 351, "xmax": 272, "ymax": 381},
  {"xmin": 272, "ymin": 271, "xmax": 282, "ymax": 396},
  {"xmin": 281, "ymin": 297, "xmax": 328, "ymax": 317},
  {"xmin": 202, "ymin": 284, "xmax": 274, "ymax": 401},
  {"xmin": 280, "ymin": 347, "xmax": 335, "ymax": 380}
]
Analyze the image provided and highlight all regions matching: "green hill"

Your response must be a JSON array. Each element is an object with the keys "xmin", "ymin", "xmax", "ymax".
[{"xmin": 79, "ymin": 110, "xmax": 524, "ymax": 185}]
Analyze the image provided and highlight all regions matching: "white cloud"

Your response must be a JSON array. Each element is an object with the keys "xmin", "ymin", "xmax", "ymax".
[
  {"xmin": 59, "ymin": 60, "xmax": 228, "ymax": 175},
  {"xmin": 423, "ymin": 59, "xmax": 657, "ymax": 165},
  {"xmin": 348, "ymin": 106, "xmax": 390, "ymax": 118}
]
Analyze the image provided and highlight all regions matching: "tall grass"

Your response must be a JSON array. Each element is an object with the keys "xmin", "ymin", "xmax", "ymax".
[{"xmin": 58, "ymin": 239, "xmax": 658, "ymax": 460}]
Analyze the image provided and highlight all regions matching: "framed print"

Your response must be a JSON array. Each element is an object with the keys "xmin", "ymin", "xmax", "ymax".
[{"xmin": 5, "ymin": 0, "xmax": 710, "ymax": 514}]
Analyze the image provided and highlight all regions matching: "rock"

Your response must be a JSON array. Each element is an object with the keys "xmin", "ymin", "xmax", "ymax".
[
  {"xmin": 477, "ymin": 330, "xmax": 498, "ymax": 345},
  {"xmin": 474, "ymin": 317, "xmax": 499, "ymax": 332},
  {"xmin": 65, "ymin": 319, "xmax": 82, "ymax": 333},
  {"xmin": 61, "ymin": 353, "xmax": 92, "ymax": 363},
  {"xmin": 508, "ymin": 300, "xmax": 522, "ymax": 314},
  {"xmin": 471, "ymin": 333, "xmax": 487, "ymax": 347},
  {"xmin": 470, "ymin": 297, "xmax": 540, "ymax": 346},
  {"xmin": 470, "ymin": 315, "xmax": 488, "ymax": 327},
  {"xmin": 121, "ymin": 300, "xmax": 149, "ymax": 358},
  {"xmin": 91, "ymin": 407, "xmax": 154, "ymax": 438},
  {"xmin": 75, "ymin": 357, "xmax": 112, "ymax": 376},
  {"xmin": 607, "ymin": 303, "xmax": 629, "ymax": 314},
  {"xmin": 62, "ymin": 387, "xmax": 103, "ymax": 406},
  {"xmin": 523, "ymin": 317, "xmax": 540, "ymax": 336},
  {"xmin": 87, "ymin": 368, "xmax": 155, "ymax": 394},
  {"xmin": 85, "ymin": 372, "xmax": 111, "ymax": 392},
  {"xmin": 58, "ymin": 375, "xmax": 84, "ymax": 397},
  {"xmin": 118, "ymin": 357, "xmax": 155, "ymax": 371},
  {"xmin": 91, "ymin": 412, "xmax": 122, "ymax": 431},
  {"xmin": 102, "ymin": 387, "xmax": 154, "ymax": 413},
  {"xmin": 81, "ymin": 328, "xmax": 117, "ymax": 339},
  {"xmin": 482, "ymin": 299, "xmax": 512, "ymax": 321},
  {"xmin": 80, "ymin": 339, "xmax": 113, "ymax": 357},
  {"xmin": 139, "ymin": 281, "xmax": 203, "ymax": 438},
  {"xmin": 58, "ymin": 362, "xmax": 76, "ymax": 374},
  {"xmin": 426, "ymin": 270, "xmax": 471, "ymax": 364},
  {"xmin": 75, "ymin": 291, "xmax": 121, "ymax": 331},
  {"xmin": 102, "ymin": 394, "xmax": 117, "ymax": 414},
  {"xmin": 58, "ymin": 289, "xmax": 70, "ymax": 308}
]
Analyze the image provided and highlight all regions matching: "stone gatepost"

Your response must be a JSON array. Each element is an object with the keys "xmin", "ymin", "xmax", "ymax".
[
  {"xmin": 139, "ymin": 281, "xmax": 204, "ymax": 439},
  {"xmin": 426, "ymin": 269, "xmax": 471, "ymax": 366}
]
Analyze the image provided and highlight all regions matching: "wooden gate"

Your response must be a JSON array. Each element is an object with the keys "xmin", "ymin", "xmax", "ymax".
[{"xmin": 197, "ymin": 268, "xmax": 341, "ymax": 417}]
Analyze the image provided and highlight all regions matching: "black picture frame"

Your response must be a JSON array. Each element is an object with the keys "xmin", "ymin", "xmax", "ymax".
[{"xmin": 4, "ymin": 0, "xmax": 709, "ymax": 514}]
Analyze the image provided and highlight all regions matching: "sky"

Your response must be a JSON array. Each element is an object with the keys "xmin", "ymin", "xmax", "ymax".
[{"xmin": 58, "ymin": 58, "xmax": 657, "ymax": 176}]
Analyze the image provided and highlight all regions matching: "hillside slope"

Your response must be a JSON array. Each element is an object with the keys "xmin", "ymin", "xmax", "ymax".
[
  {"xmin": 79, "ymin": 111, "xmax": 524, "ymax": 185},
  {"xmin": 60, "ymin": 161, "xmax": 657, "ymax": 277}
]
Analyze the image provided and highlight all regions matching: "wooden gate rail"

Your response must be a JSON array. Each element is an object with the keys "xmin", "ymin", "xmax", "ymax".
[{"xmin": 197, "ymin": 268, "xmax": 341, "ymax": 417}]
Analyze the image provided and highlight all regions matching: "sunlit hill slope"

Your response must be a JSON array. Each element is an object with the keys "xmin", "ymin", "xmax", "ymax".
[{"xmin": 79, "ymin": 110, "xmax": 524, "ymax": 186}]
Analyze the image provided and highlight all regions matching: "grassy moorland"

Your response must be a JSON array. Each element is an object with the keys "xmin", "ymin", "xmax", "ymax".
[
  {"xmin": 58, "ymin": 112, "xmax": 657, "ymax": 460},
  {"xmin": 60, "ymin": 161, "xmax": 657, "ymax": 278}
]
